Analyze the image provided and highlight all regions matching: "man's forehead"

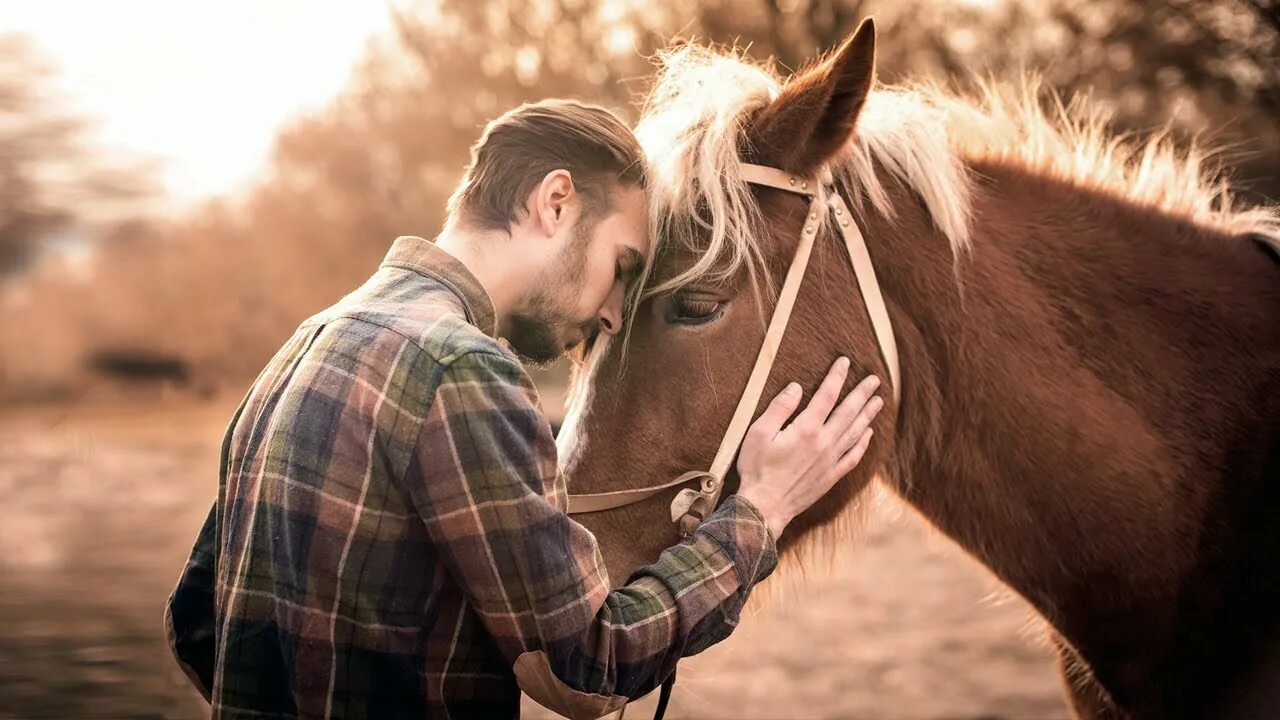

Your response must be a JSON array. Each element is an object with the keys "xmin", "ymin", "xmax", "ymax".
[{"xmin": 610, "ymin": 184, "xmax": 652, "ymax": 257}]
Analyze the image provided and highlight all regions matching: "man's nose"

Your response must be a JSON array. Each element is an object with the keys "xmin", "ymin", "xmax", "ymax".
[{"xmin": 597, "ymin": 283, "xmax": 625, "ymax": 336}]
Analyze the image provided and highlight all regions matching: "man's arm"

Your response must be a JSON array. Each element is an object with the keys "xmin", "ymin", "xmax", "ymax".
[
  {"xmin": 164, "ymin": 502, "xmax": 218, "ymax": 702},
  {"xmin": 164, "ymin": 390, "xmax": 255, "ymax": 703},
  {"xmin": 407, "ymin": 348, "xmax": 776, "ymax": 719}
]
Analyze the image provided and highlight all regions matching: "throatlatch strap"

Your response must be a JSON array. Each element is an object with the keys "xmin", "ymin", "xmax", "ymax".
[
  {"xmin": 826, "ymin": 190, "xmax": 901, "ymax": 405},
  {"xmin": 738, "ymin": 163, "xmax": 901, "ymax": 404}
]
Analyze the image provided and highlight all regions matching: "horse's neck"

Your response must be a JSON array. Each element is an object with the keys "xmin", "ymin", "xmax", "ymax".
[{"xmin": 858, "ymin": 159, "xmax": 1280, "ymax": 713}]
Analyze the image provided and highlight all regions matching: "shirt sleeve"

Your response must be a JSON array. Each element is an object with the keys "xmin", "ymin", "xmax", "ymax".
[
  {"xmin": 405, "ymin": 349, "xmax": 778, "ymax": 719},
  {"xmin": 164, "ymin": 501, "xmax": 218, "ymax": 702}
]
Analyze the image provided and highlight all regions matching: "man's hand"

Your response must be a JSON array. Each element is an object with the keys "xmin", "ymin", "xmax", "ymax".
[{"xmin": 736, "ymin": 357, "xmax": 884, "ymax": 539}]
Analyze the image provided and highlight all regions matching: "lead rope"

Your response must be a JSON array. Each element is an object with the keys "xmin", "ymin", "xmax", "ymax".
[
  {"xmin": 612, "ymin": 667, "xmax": 675, "ymax": 720},
  {"xmin": 653, "ymin": 668, "xmax": 677, "ymax": 720}
]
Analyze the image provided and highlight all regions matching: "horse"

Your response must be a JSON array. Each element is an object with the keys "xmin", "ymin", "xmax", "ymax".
[{"xmin": 555, "ymin": 20, "xmax": 1280, "ymax": 719}]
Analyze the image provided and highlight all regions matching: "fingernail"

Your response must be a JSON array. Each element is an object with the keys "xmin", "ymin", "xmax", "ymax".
[
  {"xmin": 869, "ymin": 375, "xmax": 881, "ymax": 386},
  {"xmin": 785, "ymin": 382, "xmax": 801, "ymax": 396},
  {"xmin": 838, "ymin": 356, "xmax": 850, "ymax": 369}
]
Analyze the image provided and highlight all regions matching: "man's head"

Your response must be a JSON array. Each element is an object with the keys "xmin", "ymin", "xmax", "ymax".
[{"xmin": 447, "ymin": 100, "xmax": 650, "ymax": 363}]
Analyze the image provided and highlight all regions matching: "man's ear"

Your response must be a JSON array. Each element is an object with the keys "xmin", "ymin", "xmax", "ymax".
[
  {"xmin": 747, "ymin": 19, "xmax": 877, "ymax": 176},
  {"xmin": 533, "ymin": 169, "xmax": 575, "ymax": 237}
]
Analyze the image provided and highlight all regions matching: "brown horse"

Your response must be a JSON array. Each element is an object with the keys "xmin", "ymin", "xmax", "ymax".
[{"xmin": 557, "ymin": 20, "xmax": 1280, "ymax": 719}]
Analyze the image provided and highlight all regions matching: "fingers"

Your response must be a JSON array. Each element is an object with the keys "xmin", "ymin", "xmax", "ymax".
[
  {"xmin": 791, "ymin": 357, "xmax": 850, "ymax": 431},
  {"xmin": 829, "ymin": 428, "xmax": 874, "ymax": 480},
  {"xmin": 831, "ymin": 385, "xmax": 884, "ymax": 453},
  {"xmin": 825, "ymin": 374, "xmax": 882, "ymax": 432},
  {"xmin": 749, "ymin": 382, "xmax": 803, "ymax": 440},
  {"xmin": 833, "ymin": 403, "xmax": 880, "ymax": 464}
]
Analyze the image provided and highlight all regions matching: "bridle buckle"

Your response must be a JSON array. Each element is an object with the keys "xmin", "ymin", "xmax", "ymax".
[{"xmin": 669, "ymin": 473, "xmax": 719, "ymax": 538}]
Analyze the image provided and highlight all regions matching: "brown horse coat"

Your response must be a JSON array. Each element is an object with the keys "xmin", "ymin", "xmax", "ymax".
[{"xmin": 559, "ymin": 22, "xmax": 1280, "ymax": 718}]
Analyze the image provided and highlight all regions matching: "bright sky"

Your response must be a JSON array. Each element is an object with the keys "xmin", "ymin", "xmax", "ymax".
[{"xmin": 8, "ymin": 0, "xmax": 393, "ymax": 206}]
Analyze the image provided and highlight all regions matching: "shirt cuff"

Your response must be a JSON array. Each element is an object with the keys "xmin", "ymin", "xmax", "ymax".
[{"xmin": 699, "ymin": 494, "xmax": 779, "ymax": 587}]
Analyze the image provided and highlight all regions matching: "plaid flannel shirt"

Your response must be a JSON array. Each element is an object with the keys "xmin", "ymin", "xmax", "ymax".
[{"xmin": 164, "ymin": 236, "xmax": 778, "ymax": 719}]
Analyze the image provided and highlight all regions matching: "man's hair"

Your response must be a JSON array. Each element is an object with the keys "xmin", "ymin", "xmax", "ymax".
[{"xmin": 447, "ymin": 99, "xmax": 646, "ymax": 232}]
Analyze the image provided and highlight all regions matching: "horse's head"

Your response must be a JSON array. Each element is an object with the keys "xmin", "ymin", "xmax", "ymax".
[{"xmin": 559, "ymin": 21, "xmax": 901, "ymax": 583}]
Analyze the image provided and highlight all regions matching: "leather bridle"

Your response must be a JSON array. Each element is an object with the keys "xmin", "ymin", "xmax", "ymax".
[
  {"xmin": 567, "ymin": 161, "xmax": 901, "ymax": 534},
  {"xmin": 568, "ymin": 161, "xmax": 901, "ymax": 720}
]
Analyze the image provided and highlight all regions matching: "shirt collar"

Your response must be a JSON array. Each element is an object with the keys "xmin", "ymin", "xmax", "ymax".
[{"xmin": 380, "ymin": 235, "xmax": 498, "ymax": 337}]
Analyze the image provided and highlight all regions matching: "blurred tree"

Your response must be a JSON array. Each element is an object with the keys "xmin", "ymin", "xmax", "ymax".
[{"xmin": 0, "ymin": 35, "xmax": 157, "ymax": 279}]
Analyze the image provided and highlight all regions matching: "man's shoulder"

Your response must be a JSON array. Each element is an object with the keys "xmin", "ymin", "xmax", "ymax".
[
  {"xmin": 416, "ymin": 312, "xmax": 515, "ymax": 368},
  {"xmin": 306, "ymin": 270, "xmax": 512, "ymax": 368},
  {"xmin": 308, "ymin": 309, "xmax": 516, "ymax": 381},
  {"xmin": 246, "ymin": 314, "xmax": 524, "ymax": 458}
]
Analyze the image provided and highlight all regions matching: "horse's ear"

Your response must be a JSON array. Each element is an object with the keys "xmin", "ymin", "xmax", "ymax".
[{"xmin": 748, "ymin": 19, "xmax": 877, "ymax": 175}]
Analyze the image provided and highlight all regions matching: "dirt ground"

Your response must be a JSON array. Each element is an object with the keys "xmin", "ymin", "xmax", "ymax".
[{"xmin": 0, "ymin": 396, "xmax": 1070, "ymax": 719}]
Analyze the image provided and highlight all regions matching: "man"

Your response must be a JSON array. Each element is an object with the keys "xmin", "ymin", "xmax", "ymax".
[{"xmin": 165, "ymin": 100, "xmax": 884, "ymax": 719}]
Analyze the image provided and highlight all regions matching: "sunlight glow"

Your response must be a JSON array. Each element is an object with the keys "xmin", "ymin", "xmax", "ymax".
[{"xmin": 8, "ymin": 0, "xmax": 392, "ymax": 206}]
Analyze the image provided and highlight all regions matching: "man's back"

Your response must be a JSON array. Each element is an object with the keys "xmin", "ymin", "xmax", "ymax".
[{"xmin": 169, "ymin": 237, "xmax": 533, "ymax": 717}]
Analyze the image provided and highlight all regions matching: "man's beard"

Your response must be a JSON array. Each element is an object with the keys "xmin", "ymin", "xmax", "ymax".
[
  {"xmin": 505, "ymin": 220, "xmax": 594, "ymax": 365},
  {"xmin": 506, "ymin": 311, "xmax": 575, "ymax": 365}
]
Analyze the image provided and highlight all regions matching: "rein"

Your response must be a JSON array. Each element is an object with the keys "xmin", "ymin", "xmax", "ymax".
[{"xmin": 569, "ymin": 161, "xmax": 902, "ymax": 720}]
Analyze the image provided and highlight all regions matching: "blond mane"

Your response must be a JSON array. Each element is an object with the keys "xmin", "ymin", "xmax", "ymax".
[{"xmin": 633, "ymin": 43, "xmax": 1280, "ymax": 299}]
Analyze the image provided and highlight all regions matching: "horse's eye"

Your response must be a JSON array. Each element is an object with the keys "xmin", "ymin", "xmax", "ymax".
[{"xmin": 667, "ymin": 293, "xmax": 724, "ymax": 325}]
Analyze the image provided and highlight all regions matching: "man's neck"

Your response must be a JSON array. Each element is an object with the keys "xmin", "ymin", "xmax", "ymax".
[{"xmin": 434, "ymin": 225, "xmax": 523, "ymax": 324}]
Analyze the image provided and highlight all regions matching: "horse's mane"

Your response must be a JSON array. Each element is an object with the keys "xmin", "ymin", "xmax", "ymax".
[{"xmin": 633, "ymin": 43, "xmax": 1280, "ymax": 299}]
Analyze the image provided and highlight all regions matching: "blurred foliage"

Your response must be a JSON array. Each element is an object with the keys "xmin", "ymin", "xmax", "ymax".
[{"xmin": 0, "ymin": 0, "xmax": 1277, "ymax": 399}]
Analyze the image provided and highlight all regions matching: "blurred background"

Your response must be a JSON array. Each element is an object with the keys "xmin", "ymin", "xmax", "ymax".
[{"xmin": 1, "ymin": 0, "xmax": 1276, "ymax": 717}]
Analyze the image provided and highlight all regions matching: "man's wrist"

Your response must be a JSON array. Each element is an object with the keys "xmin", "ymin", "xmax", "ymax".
[{"xmin": 736, "ymin": 489, "xmax": 789, "ymax": 540}]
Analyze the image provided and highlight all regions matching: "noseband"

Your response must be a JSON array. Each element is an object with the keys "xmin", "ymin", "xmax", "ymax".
[{"xmin": 567, "ymin": 161, "xmax": 901, "ymax": 535}]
